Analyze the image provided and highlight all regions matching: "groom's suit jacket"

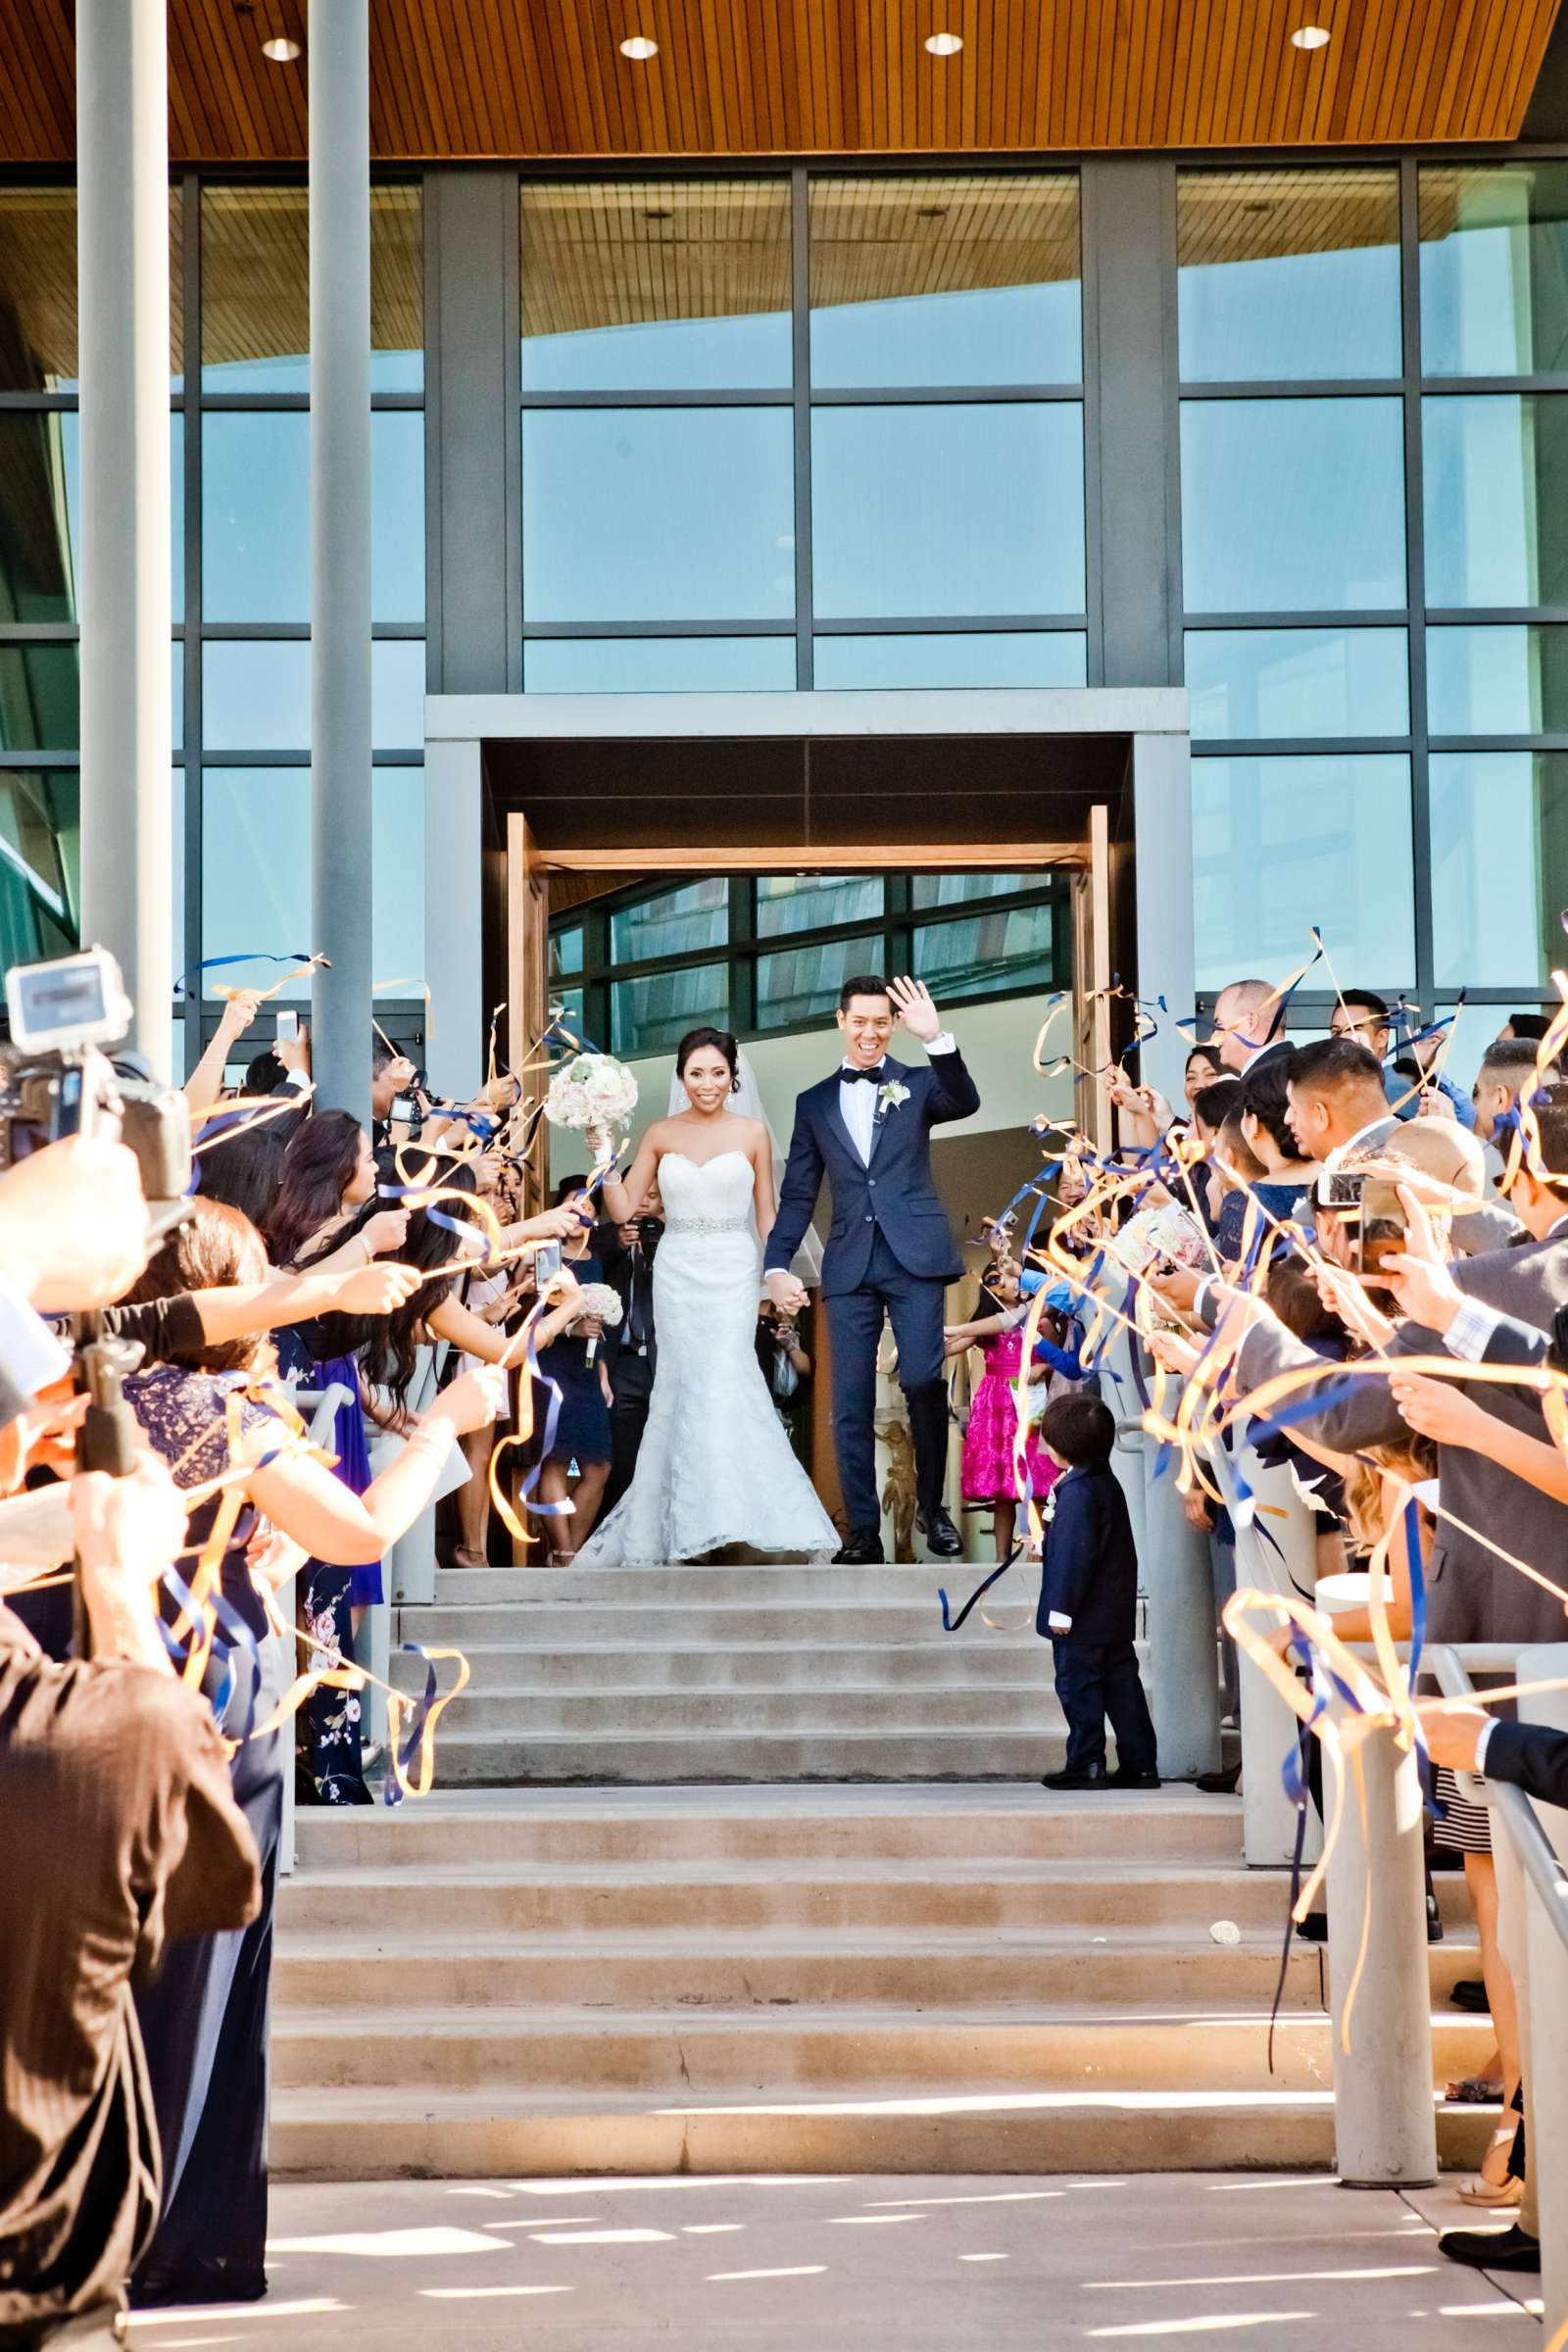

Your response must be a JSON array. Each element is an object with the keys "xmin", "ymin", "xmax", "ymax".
[{"xmin": 764, "ymin": 1048, "xmax": 980, "ymax": 1298}]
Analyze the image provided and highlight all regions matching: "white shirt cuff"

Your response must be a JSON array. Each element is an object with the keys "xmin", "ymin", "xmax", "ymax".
[
  {"xmin": 283, "ymin": 1067, "xmax": 311, "ymax": 1092},
  {"xmin": 1473, "ymin": 1717, "xmax": 1496, "ymax": 1776},
  {"xmin": 1444, "ymin": 1298, "xmax": 1500, "ymax": 1364},
  {"xmin": 926, "ymin": 1032, "xmax": 956, "ymax": 1055}
]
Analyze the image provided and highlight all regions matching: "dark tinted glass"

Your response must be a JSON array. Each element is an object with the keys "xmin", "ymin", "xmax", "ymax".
[
  {"xmin": 612, "ymin": 963, "xmax": 729, "ymax": 1056},
  {"xmin": 910, "ymin": 871, "xmax": 1044, "ymax": 907},
  {"xmin": 0, "ymin": 414, "xmax": 183, "ymax": 624},
  {"xmin": 522, "ymin": 410, "xmax": 795, "ymax": 623},
  {"xmin": 1177, "ymin": 169, "xmax": 1400, "ymax": 382},
  {"xmin": 811, "ymin": 404, "xmax": 1085, "ymax": 619},
  {"xmin": 521, "ymin": 180, "xmax": 791, "ymax": 392},
  {"xmin": 550, "ymin": 926, "xmax": 584, "ymax": 979},
  {"xmin": 911, "ymin": 903, "xmax": 1055, "ymax": 1000},
  {"xmin": 611, "ymin": 879, "xmax": 728, "ymax": 962},
  {"xmin": 0, "ymin": 767, "xmax": 77, "ymax": 966},
  {"xmin": 757, "ymin": 932, "xmax": 882, "ymax": 1029},
  {"xmin": 755, "ymin": 874, "xmax": 884, "ymax": 938},
  {"xmin": 809, "ymin": 174, "xmax": 1081, "ymax": 388},
  {"xmin": 0, "ymin": 644, "xmax": 79, "ymax": 753}
]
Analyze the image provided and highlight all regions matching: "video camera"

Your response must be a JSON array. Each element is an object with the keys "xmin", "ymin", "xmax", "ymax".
[{"xmin": 2, "ymin": 947, "xmax": 192, "ymax": 1243}]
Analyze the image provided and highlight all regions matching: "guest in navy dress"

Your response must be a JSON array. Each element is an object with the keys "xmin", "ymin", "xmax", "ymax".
[{"xmin": 532, "ymin": 1181, "xmax": 612, "ymax": 1562}]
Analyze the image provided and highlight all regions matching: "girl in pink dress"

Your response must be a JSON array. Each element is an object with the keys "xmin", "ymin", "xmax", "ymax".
[{"xmin": 949, "ymin": 1265, "xmax": 1075, "ymax": 1561}]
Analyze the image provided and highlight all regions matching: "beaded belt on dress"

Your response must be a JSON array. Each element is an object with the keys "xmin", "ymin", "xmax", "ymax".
[{"xmin": 664, "ymin": 1214, "xmax": 752, "ymax": 1235}]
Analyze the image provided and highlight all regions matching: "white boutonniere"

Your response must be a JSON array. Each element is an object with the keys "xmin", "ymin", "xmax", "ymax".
[{"xmin": 876, "ymin": 1079, "xmax": 910, "ymax": 1116}]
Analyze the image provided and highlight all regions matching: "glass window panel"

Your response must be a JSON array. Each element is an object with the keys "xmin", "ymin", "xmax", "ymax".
[
  {"xmin": 0, "ymin": 190, "xmax": 181, "ymax": 392},
  {"xmin": 611, "ymin": 878, "xmax": 728, "ymax": 962},
  {"xmin": 812, "ymin": 630, "xmax": 1087, "ymax": 690},
  {"xmin": 911, "ymin": 902, "xmax": 1056, "ymax": 1000},
  {"xmin": 811, "ymin": 405, "xmax": 1085, "ymax": 620},
  {"xmin": 1430, "ymin": 752, "xmax": 1568, "ymax": 988},
  {"xmin": 521, "ymin": 180, "xmax": 791, "ymax": 392},
  {"xmin": 755, "ymin": 874, "xmax": 884, "ymax": 937},
  {"xmin": 1428, "ymin": 625, "xmax": 1568, "ymax": 735},
  {"xmin": 550, "ymin": 926, "xmax": 584, "ymax": 979},
  {"xmin": 910, "ymin": 871, "xmax": 1045, "ymax": 908},
  {"xmin": 0, "ymin": 643, "xmax": 79, "ymax": 753},
  {"xmin": 202, "ymin": 766, "xmax": 424, "ymax": 998},
  {"xmin": 0, "ymin": 767, "xmax": 77, "ymax": 967},
  {"xmin": 808, "ymin": 173, "xmax": 1081, "ymax": 389},
  {"xmin": 1176, "ymin": 168, "xmax": 1401, "ymax": 383},
  {"xmin": 1422, "ymin": 395, "xmax": 1568, "ymax": 609},
  {"xmin": 524, "ymin": 637, "xmax": 797, "ymax": 693},
  {"xmin": 1180, "ymin": 399, "xmax": 1406, "ymax": 614},
  {"xmin": 553, "ymin": 984, "xmax": 586, "ymax": 1040},
  {"xmin": 1184, "ymin": 628, "xmax": 1409, "ymax": 740},
  {"xmin": 172, "ymin": 642, "xmax": 182, "ymax": 753},
  {"xmin": 203, "ymin": 412, "xmax": 421, "ymax": 622},
  {"xmin": 756, "ymin": 931, "xmax": 882, "ymax": 1030},
  {"xmin": 1192, "ymin": 755, "xmax": 1415, "ymax": 992},
  {"xmin": 612, "ymin": 961, "xmax": 728, "ymax": 1056},
  {"xmin": 522, "ymin": 410, "xmax": 794, "ymax": 624},
  {"xmin": 202, "ymin": 639, "xmax": 424, "ymax": 751},
  {"xmin": 1420, "ymin": 164, "xmax": 1568, "ymax": 379},
  {"xmin": 2, "ymin": 414, "xmax": 182, "ymax": 625},
  {"xmin": 201, "ymin": 184, "xmax": 423, "ymax": 391}
]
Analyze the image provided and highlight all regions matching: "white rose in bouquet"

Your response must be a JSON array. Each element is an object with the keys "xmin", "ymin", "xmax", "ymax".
[{"xmin": 544, "ymin": 1053, "xmax": 638, "ymax": 1138}]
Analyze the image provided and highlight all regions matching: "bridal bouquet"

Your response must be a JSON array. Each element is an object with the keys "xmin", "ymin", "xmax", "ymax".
[
  {"xmin": 569, "ymin": 1281, "xmax": 623, "ymax": 1363},
  {"xmin": 544, "ymin": 1052, "xmax": 638, "ymax": 1136}
]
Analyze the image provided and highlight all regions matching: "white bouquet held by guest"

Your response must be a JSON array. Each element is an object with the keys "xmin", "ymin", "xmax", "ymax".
[
  {"xmin": 545, "ymin": 1052, "xmax": 638, "ymax": 1137},
  {"xmin": 571, "ymin": 1281, "xmax": 623, "ymax": 1363}
]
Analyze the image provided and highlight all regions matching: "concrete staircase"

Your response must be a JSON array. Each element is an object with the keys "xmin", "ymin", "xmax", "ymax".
[
  {"xmin": 273, "ymin": 1788, "xmax": 1492, "ymax": 2179},
  {"xmin": 384, "ymin": 1557, "xmax": 1082, "ymax": 1783},
  {"xmin": 270, "ymin": 1560, "xmax": 1492, "ymax": 2180}
]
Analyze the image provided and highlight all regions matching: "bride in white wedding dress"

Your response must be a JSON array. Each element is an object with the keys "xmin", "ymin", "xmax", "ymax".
[{"xmin": 573, "ymin": 1025, "xmax": 840, "ymax": 1567}]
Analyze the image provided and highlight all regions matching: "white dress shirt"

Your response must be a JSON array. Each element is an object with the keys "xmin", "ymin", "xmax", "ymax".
[{"xmin": 838, "ymin": 1035, "xmax": 956, "ymax": 1166}]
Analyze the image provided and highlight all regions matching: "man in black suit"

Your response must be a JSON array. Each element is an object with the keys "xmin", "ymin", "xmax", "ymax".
[
  {"xmin": 1421, "ymin": 1702, "xmax": 1568, "ymax": 1813},
  {"xmin": 1035, "ymin": 1393, "xmax": 1159, "ymax": 1791},
  {"xmin": 764, "ymin": 974, "xmax": 979, "ymax": 1566}
]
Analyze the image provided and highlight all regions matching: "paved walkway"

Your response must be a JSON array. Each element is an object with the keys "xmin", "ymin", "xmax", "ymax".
[{"xmin": 122, "ymin": 2173, "xmax": 1541, "ymax": 2348}]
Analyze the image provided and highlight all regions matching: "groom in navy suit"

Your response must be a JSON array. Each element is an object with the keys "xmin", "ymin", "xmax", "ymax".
[{"xmin": 764, "ymin": 975, "xmax": 980, "ymax": 1565}]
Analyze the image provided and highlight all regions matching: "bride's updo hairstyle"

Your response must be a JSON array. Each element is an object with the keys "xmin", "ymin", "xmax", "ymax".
[{"xmin": 675, "ymin": 1026, "xmax": 743, "ymax": 1094}]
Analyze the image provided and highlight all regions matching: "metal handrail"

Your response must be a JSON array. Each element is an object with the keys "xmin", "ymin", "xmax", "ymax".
[{"xmin": 1426, "ymin": 1642, "xmax": 1568, "ymax": 1963}]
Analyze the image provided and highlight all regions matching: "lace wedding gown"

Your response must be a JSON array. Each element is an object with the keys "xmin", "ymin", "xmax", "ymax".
[{"xmin": 574, "ymin": 1150, "xmax": 841, "ymax": 1566}]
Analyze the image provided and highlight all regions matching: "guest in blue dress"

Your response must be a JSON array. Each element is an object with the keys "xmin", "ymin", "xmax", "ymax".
[{"xmin": 532, "ymin": 1183, "xmax": 612, "ymax": 1562}]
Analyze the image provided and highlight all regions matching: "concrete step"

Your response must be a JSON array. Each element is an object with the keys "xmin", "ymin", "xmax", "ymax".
[
  {"xmin": 276, "ymin": 1859, "xmax": 1478, "ymax": 1938},
  {"xmin": 397, "ymin": 1600, "xmax": 1034, "ymax": 1646},
  {"xmin": 388, "ymin": 1638, "xmax": 1057, "ymax": 1690},
  {"xmin": 408, "ymin": 1684, "xmax": 1068, "ymax": 1737},
  {"xmin": 270, "ymin": 2000, "xmax": 1494, "ymax": 2097},
  {"xmin": 427, "ymin": 1562, "xmax": 992, "ymax": 1606},
  {"xmin": 292, "ymin": 1788, "xmax": 1248, "ymax": 1871},
  {"xmin": 267, "ymin": 2080, "xmax": 1497, "ymax": 2181},
  {"xmin": 418, "ymin": 1723, "xmax": 1088, "ymax": 1782},
  {"xmin": 272, "ymin": 1926, "xmax": 1334, "ymax": 2012}
]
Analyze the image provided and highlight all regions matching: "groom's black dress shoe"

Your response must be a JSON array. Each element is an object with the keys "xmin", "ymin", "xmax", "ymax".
[
  {"xmin": 1437, "ymin": 2223, "xmax": 1540, "ymax": 2273},
  {"xmin": 916, "ymin": 1505, "xmax": 963, "ymax": 1558},
  {"xmin": 834, "ymin": 1530, "xmax": 886, "ymax": 1565}
]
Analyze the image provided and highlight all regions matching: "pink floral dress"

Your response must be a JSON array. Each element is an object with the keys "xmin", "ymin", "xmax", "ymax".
[{"xmin": 960, "ymin": 1328, "xmax": 1062, "ymax": 1505}]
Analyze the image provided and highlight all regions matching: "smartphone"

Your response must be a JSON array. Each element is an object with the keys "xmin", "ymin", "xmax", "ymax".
[
  {"xmin": 275, "ymin": 1008, "xmax": 299, "ymax": 1044},
  {"xmin": 1314, "ymin": 1168, "xmax": 1366, "ymax": 1210},
  {"xmin": 1358, "ymin": 1176, "xmax": 1408, "ymax": 1289},
  {"xmin": 536, "ymin": 1241, "xmax": 563, "ymax": 1283}
]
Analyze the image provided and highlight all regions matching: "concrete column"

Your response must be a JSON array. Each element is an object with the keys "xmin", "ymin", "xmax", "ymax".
[
  {"xmin": 1324, "ymin": 1699, "xmax": 1438, "ymax": 2187},
  {"xmin": 309, "ymin": 0, "xmax": 372, "ymax": 1128},
  {"xmin": 1142, "ymin": 1384, "xmax": 1223, "ymax": 1781},
  {"xmin": 1233, "ymin": 1441, "xmax": 1323, "ymax": 1869},
  {"xmin": 1129, "ymin": 731, "xmax": 1196, "ymax": 1103},
  {"xmin": 75, "ymin": 0, "xmax": 172, "ymax": 1076}
]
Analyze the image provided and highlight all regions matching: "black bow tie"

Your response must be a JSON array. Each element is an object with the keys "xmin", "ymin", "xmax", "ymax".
[{"xmin": 841, "ymin": 1063, "xmax": 887, "ymax": 1085}]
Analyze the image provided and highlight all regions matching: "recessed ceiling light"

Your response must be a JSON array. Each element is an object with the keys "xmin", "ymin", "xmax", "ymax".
[
  {"xmin": 1289, "ymin": 24, "xmax": 1331, "ymax": 48},
  {"xmin": 619, "ymin": 34, "xmax": 659, "ymax": 60},
  {"xmin": 925, "ymin": 31, "xmax": 964, "ymax": 56},
  {"xmin": 261, "ymin": 34, "xmax": 301, "ymax": 61}
]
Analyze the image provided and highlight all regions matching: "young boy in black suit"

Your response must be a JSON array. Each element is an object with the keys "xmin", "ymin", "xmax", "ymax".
[{"xmin": 1035, "ymin": 1393, "xmax": 1159, "ymax": 1790}]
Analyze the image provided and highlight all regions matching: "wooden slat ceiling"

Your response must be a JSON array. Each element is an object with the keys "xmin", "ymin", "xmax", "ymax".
[{"xmin": 0, "ymin": 0, "xmax": 1559, "ymax": 167}]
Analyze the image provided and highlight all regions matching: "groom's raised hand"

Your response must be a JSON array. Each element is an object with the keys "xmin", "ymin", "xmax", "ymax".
[{"xmin": 888, "ymin": 975, "xmax": 942, "ymax": 1044}]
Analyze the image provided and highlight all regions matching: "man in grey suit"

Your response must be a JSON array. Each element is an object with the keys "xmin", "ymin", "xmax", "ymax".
[
  {"xmin": 1283, "ymin": 1035, "xmax": 1400, "ymax": 1167},
  {"xmin": 1213, "ymin": 1084, "xmax": 1568, "ymax": 1653}
]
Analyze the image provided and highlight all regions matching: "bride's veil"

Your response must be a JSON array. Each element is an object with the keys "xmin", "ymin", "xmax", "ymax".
[{"xmin": 668, "ymin": 1047, "xmax": 823, "ymax": 1285}]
